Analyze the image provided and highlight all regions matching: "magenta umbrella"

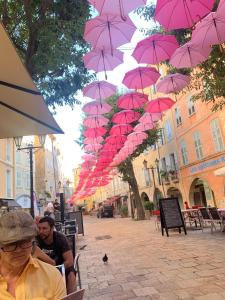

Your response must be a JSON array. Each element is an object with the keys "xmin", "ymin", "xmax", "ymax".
[
  {"xmin": 169, "ymin": 41, "xmax": 212, "ymax": 69},
  {"xmin": 157, "ymin": 73, "xmax": 190, "ymax": 94},
  {"xmin": 145, "ymin": 97, "xmax": 175, "ymax": 113},
  {"xmin": 83, "ymin": 136, "xmax": 104, "ymax": 144},
  {"xmin": 109, "ymin": 124, "xmax": 133, "ymax": 135},
  {"xmin": 117, "ymin": 92, "xmax": 148, "ymax": 110},
  {"xmin": 105, "ymin": 135, "xmax": 127, "ymax": 146},
  {"xmin": 83, "ymin": 81, "xmax": 116, "ymax": 101},
  {"xmin": 192, "ymin": 12, "xmax": 225, "ymax": 48},
  {"xmin": 112, "ymin": 110, "xmax": 140, "ymax": 124},
  {"xmin": 83, "ymin": 127, "xmax": 107, "ymax": 138},
  {"xmin": 83, "ymin": 115, "xmax": 109, "ymax": 128},
  {"xmin": 155, "ymin": 0, "xmax": 214, "ymax": 31},
  {"xmin": 88, "ymin": 0, "xmax": 147, "ymax": 20},
  {"xmin": 83, "ymin": 48, "xmax": 123, "ymax": 79},
  {"xmin": 133, "ymin": 123, "xmax": 155, "ymax": 132},
  {"xmin": 132, "ymin": 34, "xmax": 179, "ymax": 65},
  {"xmin": 139, "ymin": 112, "xmax": 162, "ymax": 124},
  {"xmin": 84, "ymin": 15, "xmax": 136, "ymax": 54},
  {"xmin": 82, "ymin": 101, "xmax": 112, "ymax": 115},
  {"xmin": 122, "ymin": 67, "xmax": 160, "ymax": 90}
]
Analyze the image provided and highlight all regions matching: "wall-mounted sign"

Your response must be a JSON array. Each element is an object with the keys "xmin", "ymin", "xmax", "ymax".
[{"xmin": 190, "ymin": 156, "xmax": 225, "ymax": 174}]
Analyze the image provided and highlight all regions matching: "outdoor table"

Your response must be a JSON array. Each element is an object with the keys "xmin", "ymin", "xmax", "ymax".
[{"xmin": 181, "ymin": 208, "xmax": 202, "ymax": 229}]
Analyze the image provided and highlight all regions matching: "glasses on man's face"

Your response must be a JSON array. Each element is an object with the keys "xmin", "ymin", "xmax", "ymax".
[{"xmin": 1, "ymin": 240, "xmax": 35, "ymax": 252}]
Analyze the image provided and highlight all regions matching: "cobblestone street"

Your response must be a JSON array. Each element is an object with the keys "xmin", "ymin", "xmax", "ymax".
[{"xmin": 78, "ymin": 216, "xmax": 225, "ymax": 300}]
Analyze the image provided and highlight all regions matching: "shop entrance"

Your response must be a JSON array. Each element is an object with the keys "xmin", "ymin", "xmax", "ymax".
[
  {"xmin": 189, "ymin": 178, "xmax": 216, "ymax": 207},
  {"xmin": 153, "ymin": 188, "xmax": 163, "ymax": 209}
]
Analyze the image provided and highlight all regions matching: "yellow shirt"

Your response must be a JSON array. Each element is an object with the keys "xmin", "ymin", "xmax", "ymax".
[{"xmin": 0, "ymin": 256, "xmax": 66, "ymax": 300}]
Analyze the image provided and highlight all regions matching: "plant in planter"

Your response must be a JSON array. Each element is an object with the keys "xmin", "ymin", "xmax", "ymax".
[
  {"xmin": 160, "ymin": 170, "xmax": 169, "ymax": 182},
  {"xmin": 144, "ymin": 201, "xmax": 155, "ymax": 219},
  {"xmin": 120, "ymin": 205, "xmax": 128, "ymax": 218}
]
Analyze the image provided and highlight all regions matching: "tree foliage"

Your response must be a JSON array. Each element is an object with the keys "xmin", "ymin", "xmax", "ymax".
[
  {"xmin": 0, "ymin": 0, "xmax": 94, "ymax": 108},
  {"xmin": 136, "ymin": 1, "xmax": 225, "ymax": 111}
]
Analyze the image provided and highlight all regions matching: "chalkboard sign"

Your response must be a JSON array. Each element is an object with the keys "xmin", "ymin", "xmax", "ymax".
[
  {"xmin": 74, "ymin": 211, "xmax": 84, "ymax": 235},
  {"xmin": 159, "ymin": 197, "xmax": 186, "ymax": 237}
]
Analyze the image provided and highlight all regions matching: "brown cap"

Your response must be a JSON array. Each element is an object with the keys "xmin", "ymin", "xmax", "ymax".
[{"xmin": 0, "ymin": 210, "xmax": 38, "ymax": 245}]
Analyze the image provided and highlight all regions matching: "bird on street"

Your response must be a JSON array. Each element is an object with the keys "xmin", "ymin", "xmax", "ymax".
[{"xmin": 102, "ymin": 254, "xmax": 108, "ymax": 264}]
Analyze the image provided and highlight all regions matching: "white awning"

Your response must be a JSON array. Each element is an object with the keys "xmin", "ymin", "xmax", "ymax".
[
  {"xmin": 0, "ymin": 22, "xmax": 63, "ymax": 138},
  {"xmin": 214, "ymin": 167, "xmax": 225, "ymax": 177}
]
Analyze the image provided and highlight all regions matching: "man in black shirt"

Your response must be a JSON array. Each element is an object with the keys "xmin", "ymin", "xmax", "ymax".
[{"xmin": 36, "ymin": 216, "xmax": 76, "ymax": 294}]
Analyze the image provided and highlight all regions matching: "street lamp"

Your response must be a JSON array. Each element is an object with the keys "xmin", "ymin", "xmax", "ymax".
[{"xmin": 14, "ymin": 135, "xmax": 46, "ymax": 218}]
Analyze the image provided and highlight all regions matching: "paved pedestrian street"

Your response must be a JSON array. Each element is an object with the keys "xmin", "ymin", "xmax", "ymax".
[{"xmin": 78, "ymin": 216, "xmax": 225, "ymax": 300}]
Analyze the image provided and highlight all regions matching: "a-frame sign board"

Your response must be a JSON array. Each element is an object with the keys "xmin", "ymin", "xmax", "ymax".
[{"xmin": 159, "ymin": 197, "xmax": 187, "ymax": 237}]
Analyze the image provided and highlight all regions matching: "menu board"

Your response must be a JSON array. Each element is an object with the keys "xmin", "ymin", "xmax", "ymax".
[{"xmin": 159, "ymin": 197, "xmax": 186, "ymax": 237}]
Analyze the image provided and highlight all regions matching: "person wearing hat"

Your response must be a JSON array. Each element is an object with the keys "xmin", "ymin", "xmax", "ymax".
[{"xmin": 0, "ymin": 210, "xmax": 66, "ymax": 299}]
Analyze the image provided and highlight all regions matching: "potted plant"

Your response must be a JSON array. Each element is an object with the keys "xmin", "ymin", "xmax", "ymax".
[
  {"xmin": 160, "ymin": 170, "xmax": 170, "ymax": 183},
  {"xmin": 120, "ymin": 205, "xmax": 128, "ymax": 218},
  {"xmin": 144, "ymin": 201, "xmax": 154, "ymax": 219}
]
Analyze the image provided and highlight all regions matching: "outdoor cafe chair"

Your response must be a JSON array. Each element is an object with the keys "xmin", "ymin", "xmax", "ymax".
[
  {"xmin": 74, "ymin": 253, "xmax": 82, "ymax": 289},
  {"xmin": 208, "ymin": 207, "xmax": 225, "ymax": 232},
  {"xmin": 198, "ymin": 207, "xmax": 220, "ymax": 233}
]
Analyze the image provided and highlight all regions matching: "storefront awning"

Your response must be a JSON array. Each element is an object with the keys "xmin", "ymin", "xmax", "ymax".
[
  {"xmin": 0, "ymin": 23, "xmax": 63, "ymax": 138},
  {"xmin": 214, "ymin": 166, "xmax": 225, "ymax": 177}
]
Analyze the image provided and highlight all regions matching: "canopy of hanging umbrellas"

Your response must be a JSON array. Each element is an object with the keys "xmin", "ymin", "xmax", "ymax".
[{"xmin": 68, "ymin": 0, "xmax": 225, "ymax": 204}]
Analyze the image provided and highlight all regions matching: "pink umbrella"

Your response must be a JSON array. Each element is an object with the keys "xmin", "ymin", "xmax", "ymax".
[
  {"xmin": 84, "ymin": 15, "xmax": 136, "ymax": 54},
  {"xmin": 145, "ymin": 97, "xmax": 175, "ymax": 113},
  {"xmin": 112, "ymin": 110, "xmax": 140, "ymax": 124},
  {"xmin": 105, "ymin": 135, "xmax": 127, "ymax": 146},
  {"xmin": 192, "ymin": 12, "xmax": 225, "ymax": 48},
  {"xmin": 83, "ymin": 115, "xmax": 109, "ymax": 128},
  {"xmin": 157, "ymin": 73, "xmax": 190, "ymax": 94},
  {"xmin": 155, "ymin": 0, "xmax": 214, "ymax": 30},
  {"xmin": 84, "ymin": 136, "xmax": 104, "ymax": 144},
  {"xmin": 84, "ymin": 144, "xmax": 103, "ymax": 152},
  {"xmin": 127, "ymin": 131, "xmax": 148, "ymax": 145},
  {"xmin": 83, "ymin": 48, "xmax": 123, "ymax": 79},
  {"xmin": 117, "ymin": 92, "xmax": 148, "ymax": 110},
  {"xmin": 217, "ymin": 0, "xmax": 225, "ymax": 16},
  {"xmin": 88, "ymin": 0, "xmax": 147, "ymax": 20},
  {"xmin": 83, "ymin": 81, "xmax": 116, "ymax": 101},
  {"xmin": 83, "ymin": 127, "xmax": 107, "ymax": 138},
  {"xmin": 122, "ymin": 67, "xmax": 160, "ymax": 90},
  {"xmin": 133, "ymin": 123, "xmax": 155, "ymax": 132},
  {"xmin": 139, "ymin": 112, "xmax": 162, "ymax": 124},
  {"xmin": 132, "ymin": 34, "xmax": 179, "ymax": 65},
  {"xmin": 82, "ymin": 101, "xmax": 112, "ymax": 115},
  {"xmin": 109, "ymin": 124, "xmax": 133, "ymax": 135},
  {"xmin": 169, "ymin": 41, "xmax": 212, "ymax": 69},
  {"xmin": 81, "ymin": 154, "xmax": 96, "ymax": 161}
]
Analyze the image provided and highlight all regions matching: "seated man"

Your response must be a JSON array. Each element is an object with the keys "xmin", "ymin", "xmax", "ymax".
[
  {"xmin": 0, "ymin": 211, "xmax": 66, "ymax": 300},
  {"xmin": 36, "ymin": 216, "xmax": 76, "ymax": 294}
]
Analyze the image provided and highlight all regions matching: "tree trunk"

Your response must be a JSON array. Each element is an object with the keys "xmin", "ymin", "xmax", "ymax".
[{"xmin": 126, "ymin": 159, "xmax": 145, "ymax": 220}]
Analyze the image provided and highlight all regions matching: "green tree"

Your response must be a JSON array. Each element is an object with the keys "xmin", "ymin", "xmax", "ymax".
[
  {"xmin": 136, "ymin": 1, "xmax": 225, "ymax": 111},
  {"xmin": 0, "ymin": 0, "xmax": 94, "ymax": 108},
  {"xmin": 79, "ymin": 94, "xmax": 159, "ymax": 220}
]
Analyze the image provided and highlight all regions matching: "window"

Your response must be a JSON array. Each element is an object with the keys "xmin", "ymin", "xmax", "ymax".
[
  {"xmin": 193, "ymin": 131, "xmax": 203, "ymax": 160},
  {"xmin": 16, "ymin": 170, "xmax": 22, "ymax": 188},
  {"xmin": 16, "ymin": 151, "xmax": 21, "ymax": 164},
  {"xmin": 143, "ymin": 168, "xmax": 151, "ymax": 186},
  {"xmin": 6, "ymin": 170, "xmax": 12, "ymax": 197},
  {"xmin": 169, "ymin": 153, "xmax": 177, "ymax": 170},
  {"xmin": 158, "ymin": 128, "xmax": 165, "ymax": 145},
  {"xmin": 164, "ymin": 120, "xmax": 173, "ymax": 142},
  {"xmin": 187, "ymin": 96, "xmax": 195, "ymax": 116},
  {"xmin": 210, "ymin": 118, "xmax": 224, "ymax": 152},
  {"xmin": 175, "ymin": 108, "xmax": 182, "ymax": 126},
  {"xmin": 6, "ymin": 139, "xmax": 11, "ymax": 161},
  {"xmin": 161, "ymin": 157, "xmax": 167, "ymax": 171},
  {"xmin": 180, "ymin": 140, "xmax": 189, "ymax": 165}
]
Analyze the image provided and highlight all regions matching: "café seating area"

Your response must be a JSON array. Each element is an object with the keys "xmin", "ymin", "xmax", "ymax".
[{"xmin": 55, "ymin": 211, "xmax": 84, "ymax": 290}]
